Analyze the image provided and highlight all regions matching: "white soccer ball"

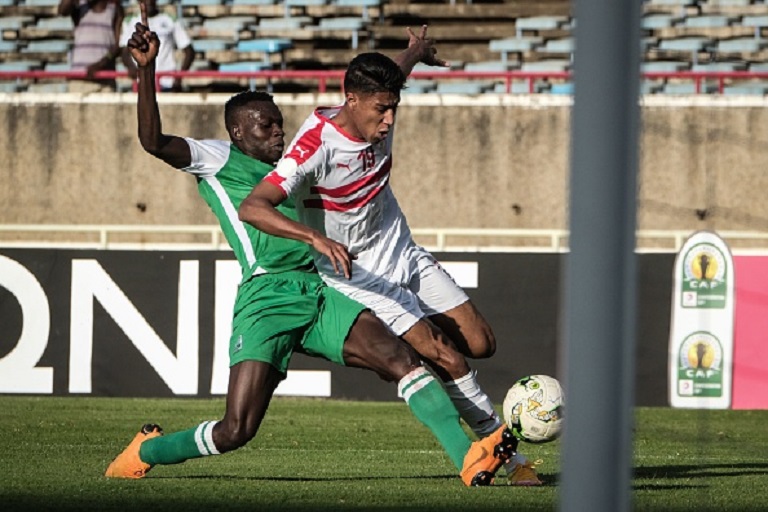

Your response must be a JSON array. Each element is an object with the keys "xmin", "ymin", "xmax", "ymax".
[{"xmin": 502, "ymin": 374, "xmax": 564, "ymax": 444}]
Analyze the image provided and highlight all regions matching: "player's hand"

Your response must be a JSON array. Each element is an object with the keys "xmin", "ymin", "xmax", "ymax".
[
  {"xmin": 406, "ymin": 25, "xmax": 448, "ymax": 68},
  {"xmin": 310, "ymin": 233, "xmax": 356, "ymax": 279},
  {"xmin": 126, "ymin": 0, "xmax": 159, "ymax": 67}
]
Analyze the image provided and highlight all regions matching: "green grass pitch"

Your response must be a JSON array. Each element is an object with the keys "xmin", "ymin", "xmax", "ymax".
[{"xmin": 1, "ymin": 397, "xmax": 767, "ymax": 511}]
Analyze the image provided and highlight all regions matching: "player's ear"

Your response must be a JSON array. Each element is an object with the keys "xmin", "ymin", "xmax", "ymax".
[
  {"xmin": 345, "ymin": 91, "xmax": 357, "ymax": 108},
  {"xmin": 230, "ymin": 124, "xmax": 242, "ymax": 141}
]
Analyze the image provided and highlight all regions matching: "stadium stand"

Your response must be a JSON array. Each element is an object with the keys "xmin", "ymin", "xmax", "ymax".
[{"xmin": 1, "ymin": 0, "xmax": 768, "ymax": 93}]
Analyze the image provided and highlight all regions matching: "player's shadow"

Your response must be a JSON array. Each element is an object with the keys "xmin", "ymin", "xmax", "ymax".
[{"xmin": 632, "ymin": 462, "xmax": 768, "ymax": 490}]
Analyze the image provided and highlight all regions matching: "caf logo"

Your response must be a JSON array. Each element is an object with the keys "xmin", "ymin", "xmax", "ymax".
[
  {"xmin": 679, "ymin": 332, "xmax": 722, "ymax": 375},
  {"xmin": 683, "ymin": 243, "xmax": 726, "ymax": 284}
]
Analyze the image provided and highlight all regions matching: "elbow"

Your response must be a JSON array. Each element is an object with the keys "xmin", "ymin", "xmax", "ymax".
[{"xmin": 237, "ymin": 201, "xmax": 255, "ymax": 225}]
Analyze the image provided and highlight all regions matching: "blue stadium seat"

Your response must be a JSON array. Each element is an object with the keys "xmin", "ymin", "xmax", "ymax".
[
  {"xmin": 514, "ymin": 16, "xmax": 569, "ymax": 38},
  {"xmin": 44, "ymin": 62, "xmax": 72, "ymax": 71},
  {"xmin": 192, "ymin": 39, "xmax": 232, "ymax": 52},
  {"xmin": 692, "ymin": 62, "xmax": 747, "ymax": 72},
  {"xmin": 549, "ymin": 82, "xmax": 574, "ymax": 95},
  {"xmin": 230, "ymin": 0, "xmax": 274, "ymax": 4},
  {"xmin": 35, "ymin": 16, "xmax": 74, "ymax": 30},
  {"xmin": 22, "ymin": 40, "xmax": 71, "ymax": 53},
  {"xmin": 642, "ymin": 14, "xmax": 678, "ymax": 30},
  {"xmin": 740, "ymin": 15, "xmax": 768, "ymax": 40},
  {"xmin": 492, "ymin": 81, "xmax": 549, "ymax": 94},
  {"xmin": 0, "ymin": 40, "xmax": 18, "ymax": 52},
  {"xmin": 681, "ymin": 15, "xmax": 734, "ymax": 28},
  {"xmin": 663, "ymin": 82, "xmax": 718, "ymax": 94},
  {"xmin": 0, "ymin": 82, "xmax": 22, "ymax": 93},
  {"xmin": 256, "ymin": 16, "xmax": 312, "ymax": 30},
  {"xmin": 333, "ymin": 0, "xmax": 381, "ymax": 21},
  {"xmin": 0, "ymin": 16, "xmax": 34, "ymax": 30},
  {"xmin": 403, "ymin": 79, "xmax": 437, "ymax": 94},
  {"xmin": 640, "ymin": 80, "xmax": 664, "ymax": 95},
  {"xmin": 236, "ymin": 38, "xmax": 293, "ymax": 53},
  {"xmin": 202, "ymin": 16, "xmax": 257, "ymax": 31},
  {"xmin": 180, "ymin": 0, "xmax": 221, "ymax": 6},
  {"xmin": 540, "ymin": 37, "xmax": 574, "ymax": 54},
  {"xmin": 0, "ymin": 60, "xmax": 43, "ymax": 71},
  {"xmin": 723, "ymin": 82, "xmax": 768, "ymax": 96},
  {"xmin": 218, "ymin": 61, "xmax": 272, "ymax": 72},
  {"xmin": 716, "ymin": 37, "xmax": 767, "ymax": 53},
  {"xmin": 315, "ymin": 17, "xmax": 365, "ymax": 49},
  {"xmin": 464, "ymin": 60, "xmax": 518, "ymax": 72},
  {"xmin": 642, "ymin": 60, "xmax": 689, "ymax": 72},
  {"xmin": 489, "ymin": 37, "xmax": 542, "ymax": 66},
  {"xmin": 520, "ymin": 59, "xmax": 570, "ymax": 72},
  {"xmin": 435, "ymin": 80, "xmax": 495, "ymax": 95},
  {"xmin": 24, "ymin": 0, "xmax": 61, "ymax": 5}
]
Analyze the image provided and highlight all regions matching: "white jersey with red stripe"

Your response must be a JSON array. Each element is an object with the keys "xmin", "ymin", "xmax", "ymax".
[
  {"xmin": 265, "ymin": 104, "xmax": 412, "ymax": 282},
  {"xmin": 264, "ymin": 104, "xmax": 469, "ymax": 335}
]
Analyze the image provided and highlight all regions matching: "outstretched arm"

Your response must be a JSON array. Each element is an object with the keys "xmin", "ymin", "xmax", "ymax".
[
  {"xmin": 239, "ymin": 181, "xmax": 356, "ymax": 278},
  {"xmin": 393, "ymin": 25, "xmax": 449, "ymax": 77},
  {"xmin": 127, "ymin": 1, "xmax": 190, "ymax": 168}
]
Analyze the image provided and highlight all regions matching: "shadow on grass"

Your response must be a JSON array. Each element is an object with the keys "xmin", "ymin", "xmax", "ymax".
[{"xmin": 634, "ymin": 461, "xmax": 768, "ymax": 481}]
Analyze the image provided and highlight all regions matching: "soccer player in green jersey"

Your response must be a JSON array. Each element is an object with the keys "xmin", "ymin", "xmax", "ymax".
[{"xmin": 105, "ymin": 6, "xmax": 516, "ymax": 487}]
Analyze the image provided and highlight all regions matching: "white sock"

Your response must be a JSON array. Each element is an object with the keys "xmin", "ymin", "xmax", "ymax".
[{"xmin": 444, "ymin": 370, "xmax": 503, "ymax": 437}]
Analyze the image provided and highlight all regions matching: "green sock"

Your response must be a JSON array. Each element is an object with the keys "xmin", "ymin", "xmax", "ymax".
[
  {"xmin": 398, "ymin": 368, "xmax": 473, "ymax": 470},
  {"xmin": 139, "ymin": 421, "xmax": 220, "ymax": 465}
]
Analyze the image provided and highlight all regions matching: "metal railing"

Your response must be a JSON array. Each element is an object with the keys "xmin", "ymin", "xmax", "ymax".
[
  {"xmin": 3, "ymin": 70, "xmax": 768, "ymax": 94},
  {"xmin": 2, "ymin": 224, "xmax": 768, "ymax": 253}
]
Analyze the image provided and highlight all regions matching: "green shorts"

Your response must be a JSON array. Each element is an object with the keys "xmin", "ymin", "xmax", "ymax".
[{"xmin": 229, "ymin": 270, "xmax": 366, "ymax": 374}]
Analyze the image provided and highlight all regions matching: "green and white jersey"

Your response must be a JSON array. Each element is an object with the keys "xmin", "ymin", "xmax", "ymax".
[{"xmin": 182, "ymin": 138, "xmax": 315, "ymax": 281}]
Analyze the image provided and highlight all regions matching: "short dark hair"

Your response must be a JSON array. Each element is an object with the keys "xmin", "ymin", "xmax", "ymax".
[
  {"xmin": 343, "ymin": 52, "xmax": 406, "ymax": 95},
  {"xmin": 224, "ymin": 90, "xmax": 275, "ymax": 131}
]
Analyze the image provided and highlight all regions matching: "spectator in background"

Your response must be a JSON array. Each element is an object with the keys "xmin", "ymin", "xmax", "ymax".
[
  {"xmin": 120, "ymin": 0, "xmax": 194, "ymax": 92},
  {"xmin": 58, "ymin": 0, "xmax": 124, "ymax": 92}
]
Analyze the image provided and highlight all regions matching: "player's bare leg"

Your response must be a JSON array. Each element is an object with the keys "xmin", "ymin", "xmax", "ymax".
[
  {"xmin": 105, "ymin": 360, "xmax": 280, "ymax": 478},
  {"xmin": 428, "ymin": 300, "xmax": 496, "ymax": 359}
]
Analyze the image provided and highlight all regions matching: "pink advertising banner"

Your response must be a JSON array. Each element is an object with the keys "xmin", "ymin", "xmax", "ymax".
[{"xmin": 732, "ymin": 255, "xmax": 768, "ymax": 410}]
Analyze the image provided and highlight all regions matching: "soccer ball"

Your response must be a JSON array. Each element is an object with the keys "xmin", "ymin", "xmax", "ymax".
[{"xmin": 502, "ymin": 374, "xmax": 564, "ymax": 444}]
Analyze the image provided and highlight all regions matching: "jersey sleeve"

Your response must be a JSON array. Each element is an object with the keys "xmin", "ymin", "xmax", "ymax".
[
  {"xmin": 180, "ymin": 138, "xmax": 230, "ymax": 178},
  {"xmin": 118, "ymin": 16, "xmax": 136, "ymax": 47},
  {"xmin": 263, "ymin": 121, "xmax": 325, "ymax": 198}
]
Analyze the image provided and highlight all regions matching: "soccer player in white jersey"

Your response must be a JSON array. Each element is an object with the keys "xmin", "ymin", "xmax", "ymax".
[
  {"xmin": 119, "ymin": 0, "xmax": 194, "ymax": 92},
  {"xmin": 105, "ymin": 11, "xmax": 516, "ymax": 487},
  {"xmin": 238, "ymin": 29, "xmax": 542, "ymax": 486}
]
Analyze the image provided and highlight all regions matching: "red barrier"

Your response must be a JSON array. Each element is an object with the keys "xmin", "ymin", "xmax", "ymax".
[{"xmin": 3, "ymin": 69, "xmax": 768, "ymax": 94}]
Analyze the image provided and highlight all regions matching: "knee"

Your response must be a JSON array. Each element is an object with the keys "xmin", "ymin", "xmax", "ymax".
[
  {"xmin": 213, "ymin": 418, "xmax": 258, "ymax": 453},
  {"xmin": 465, "ymin": 328, "xmax": 496, "ymax": 359}
]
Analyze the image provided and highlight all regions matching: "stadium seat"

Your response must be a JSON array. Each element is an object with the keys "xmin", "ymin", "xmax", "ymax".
[
  {"xmin": 681, "ymin": 15, "xmax": 734, "ymax": 28},
  {"xmin": 255, "ymin": 16, "xmax": 312, "ymax": 30},
  {"xmin": 642, "ymin": 60, "xmax": 690, "ymax": 72},
  {"xmin": 663, "ymin": 82, "xmax": 718, "ymax": 94},
  {"xmin": 489, "ymin": 37, "xmax": 543, "ymax": 66},
  {"xmin": 716, "ymin": 37, "xmax": 767, "ymax": 53},
  {"xmin": 315, "ymin": 17, "xmax": 366, "ymax": 49},
  {"xmin": 333, "ymin": 0, "xmax": 381, "ymax": 21},
  {"xmin": 192, "ymin": 39, "xmax": 232, "ymax": 52},
  {"xmin": 27, "ymin": 82, "xmax": 69, "ymax": 93},
  {"xmin": 403, "ymin": 79, "xmax": 437, "ymax": 94},
  {"xmin": 520, "ymin": 59, "xmax": 571, "ymax": 72},
  {"xmin": 230, "ymin": 0, "xmax": 275, "ymax": 4},
  {"xmin": 180, "ymin": 0, "xmax": 222, "ymax": 6},
  {"xmin": 539, "ymin": 37, "xmax": 574, "ymax": 54},
  {"xmin": 23, "ymin": 0, "xmax": 61, "ymax": 6},
  {"xmin": 642, "ymin": 14, "xmax": 679, "ymax": 29},
  {"xmin": 435, "ymin": 80, "xmax": 495, "ymax": 95},
  {"xmin": 464, "ymin": 60, "xmax": 518, "ymax": 72},
  {"xmin": 0, "ymin": 40, "xmax": 17, "ymax": 52},
  {"xmin": 0, "ymin": 16, "xmax": 34, "ymax": 30},
  {"xmin": 21, "ymin": 40, "xmax": 71, "ymax": 53},
  {"xmin": 34, "ymin": 16, "xmax": 74, "ymax": 30},
  {"xmin": 0, "ymin": 60, "xmax": 43, "ymax": 71},
  {"xmin": 658, "ymin": 37, "xmax": 713, "ymax": 64},
  {"xmin": 549, "ymin": 82, "xmax": 574, "ymax": 95},
  {"xmin": 514, "ymin": 16, "xmax": 569, "ymax": 38},
  {"xmin": 692, "ymin": 61, "xmax": 748, "ymax": 72},
  {"xmin": 723, "ymin": 82, "xmax": 768, "ymax": 95},
  {"xmin": 235, "ymin": 38, "xmax": 293, "ymax": 68},
  {"xmin": 0, "ymin": 81, "xmax": 22, "ymax": 93},
  {"xmin": 740, "ymin": 15, "xmax": 768, "ymax": 40}
]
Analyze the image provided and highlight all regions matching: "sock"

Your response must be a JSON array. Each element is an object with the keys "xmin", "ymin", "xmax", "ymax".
[
  {"xmin": 398, "ymin": 367, "xmax": 473, "ymax": 471},
  {"xmin": 139, "ymin": 421, "xmax": 221, "ymax": 465},
  {"xmin": 504, "ymin": 452, "xmax": 529, "ymax": 474},
  {"xmin": 444, "ymin": 370, "xmax": 504, "ymax": 438}
]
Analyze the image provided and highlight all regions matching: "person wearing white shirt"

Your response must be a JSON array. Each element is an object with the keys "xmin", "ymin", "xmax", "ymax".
[{"xmin": 119, "ymin": 0, "xmax": 194, "ymax": 91}]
